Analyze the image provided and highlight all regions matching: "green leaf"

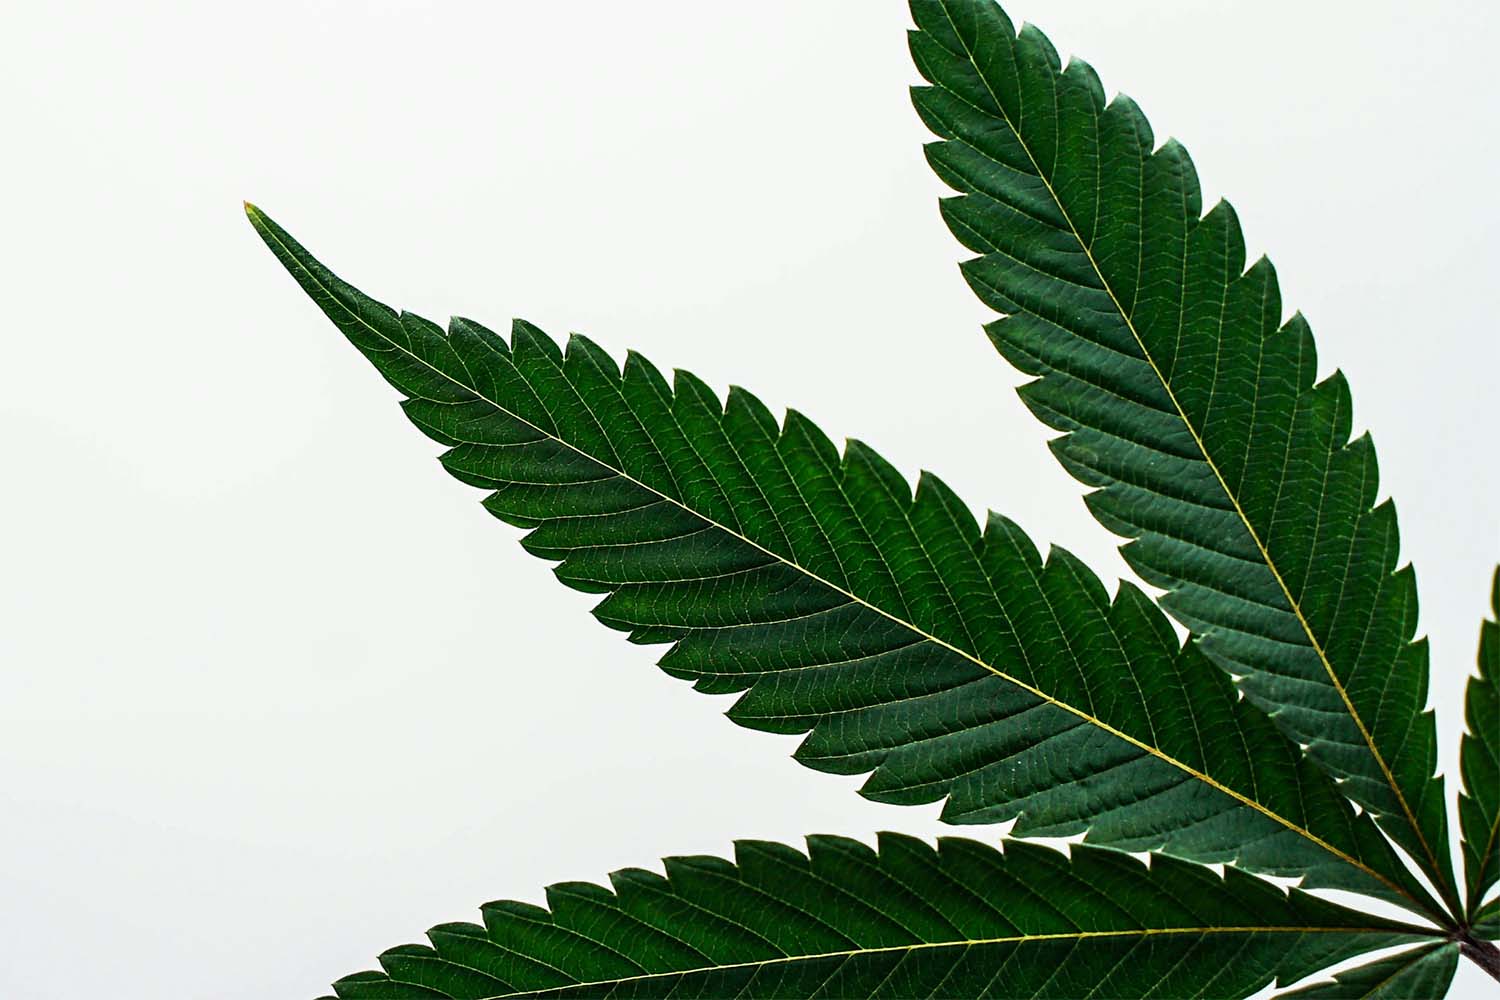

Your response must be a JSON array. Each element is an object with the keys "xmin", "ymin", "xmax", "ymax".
[
  {"xmin": 1476, "ymin": 897, "xmax": 1500, "ymax": 940},
  {"xmin": 1461, "ymin": 568, "xmax": 1500, "ymax": 919},
  {"xmin": 317, "ymin": 834, "xmax": 1429, "ymax": 999},
  {"xmin": 245, "ymin": 205, "xmax": 1438, "ymax": 920},
  {"xmin": 1274, "ymin": 943, "xmax": 1460, "ymax": 1000},
  {"xmin": 909, "ymin": 0, "xmax": 1456, "ymax": 907}
]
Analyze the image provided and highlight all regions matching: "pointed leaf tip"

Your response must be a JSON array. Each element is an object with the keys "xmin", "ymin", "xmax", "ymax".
[{"xmin": 243, "ymin": 201, "xmax": 277, "ymax": 242}]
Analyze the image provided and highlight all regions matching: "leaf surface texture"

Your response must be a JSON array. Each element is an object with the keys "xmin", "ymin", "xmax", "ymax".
[
  {"xmin": 1460, "ymin": 568, "xmax": 1500, "ymax": 919},
  {"xmin": 1475, "ymin": 897, "xmax": 1499, "ymax": 940},
  {"xmin": 1275, "ymin": 943, "xmax": 1459, "ymax": 1000},
  {"xmin": 246, "ymin": 205, "xmax": 1434, "ymax": 917},
  {"xmin": 909, "ymin": 0, "xmax": 1454, "ymax": 903},
  {"xmin": 319, "ymin": 835, "xmax": 1427, "ymax": 1000}
]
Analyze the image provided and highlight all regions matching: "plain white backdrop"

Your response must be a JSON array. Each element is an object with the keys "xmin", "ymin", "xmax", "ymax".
[{"xmin": 2, "ymin": 1, "xmax": 1497, "ymax": 997}]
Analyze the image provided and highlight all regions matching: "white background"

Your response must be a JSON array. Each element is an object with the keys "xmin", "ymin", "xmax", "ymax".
[{"xmin": 2, "ymin": 1, "xmax": 1497, "ymax": 996}]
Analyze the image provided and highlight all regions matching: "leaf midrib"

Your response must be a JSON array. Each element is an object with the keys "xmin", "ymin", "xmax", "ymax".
[
  {"xmin": 1467, "ymin": 626, "xmax": 1500, "ymax": 916},
  {"xmin": 1471, "ymin": 790, "xmax": 1500, "ymax": 918},
  {"xmin": 929, "ymin": 0, "xmax": 1447, "ymax": 904},
  {"xmin": 247, "ymin": 208, "xmax": 1417, "ymax": 910},
  {"xmin": 468, "ymin": 925, "xmax": 1421, "ymax": 1000}
]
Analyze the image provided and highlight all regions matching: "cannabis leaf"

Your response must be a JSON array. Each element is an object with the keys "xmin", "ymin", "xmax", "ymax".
[
  {"xmin": 1276, "ymin": 943, "xmax": 1460, "ymax": 1000},
  {"xmin": 1462, "ymin": 569, "xmax": 1500, "ymax": 920},
  {"xmin": 909, "ymin": 0, "xmax": 1457, "ymax": 908},
  {"xmin": 1477, "ymin": 897, "xmax": 1500, "ymax": 941},
  {"xmin": 240, "ymin": 0, "xmax": 1500, "ymax": 994},
  {"xmin": 315, "ymin": 835, "xmax": 1427, "ymax": 1000},
  {"xmin": 244, "ymin": 203, "xmax": 1438, "ymax": 922}
]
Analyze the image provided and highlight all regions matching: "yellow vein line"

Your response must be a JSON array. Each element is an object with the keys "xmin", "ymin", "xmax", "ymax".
[
  {"xmin": 1471, "ymin": 621, "xmax": 1500, "ymax": 916},
  {"xmin": 930, "ymin": 0, "xmax": 1448, "ymax": 901},
  {"xmin": 1473, "ymin": 775, "xmax": 1500, "ymax": 916},
  {"xmin": 1479, "ymin": 824, "xmax": 1500, "ymax": 890},
  {"xmin": 468, "ymin": 926, "xmax": 1425, "ymax": 999},
  {"xmin": 248, "ymin": 206, "xmax": 1420, "ymax": 911}
]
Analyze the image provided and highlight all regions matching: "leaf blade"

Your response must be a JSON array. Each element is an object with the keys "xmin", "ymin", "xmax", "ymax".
[
  {"xmin": 318, "ymin": 836, "xmax": 1430, "ymax": 1000},
  {"xmin": 1461, "ymin": 567, "xmax": 1500, "ymax": 919},
  {"xmin": 909, "ymin": 0, "xmax": 1455, "ymax": 907},
  {"xmin": 244, "ymin": 204, "xmax": 1437, "ymax": 919},
  {"xmin": 1476, "ymin": 897, "xmax": 1500, "ymax": 940},
  {"xmin": 1273, "ymin": 943, "xmax": 1460, "ymax": 1000}
]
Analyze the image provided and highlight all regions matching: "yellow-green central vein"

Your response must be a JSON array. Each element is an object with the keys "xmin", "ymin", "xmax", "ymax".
[{"xmin": 472, "ymin": 925, "xmax": 1427, "ymax": 999}]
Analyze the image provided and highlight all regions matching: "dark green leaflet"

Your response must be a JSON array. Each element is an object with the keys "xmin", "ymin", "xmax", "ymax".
[
  {"xmin": 1275, "ymin": 944, "xmax": 1460, "ymax": 1000},
  {"xmin": 1476, "ymin": 898, "xmax": 1500, "ymax": 940},
  {"xmin": 316, "ymin": 834, "xmax": 1428, "ymax": 1000},
  {"xmin": 1461, "ymin": 568, "xmax": 1500, "ymax": 919},
  {"xmin": 245, "ymin": 205, "xmax": 1438, "ymax": 919},
  {"xmin": 909, "ymin": 0, "xmax": 1455, "ymax": 906}
]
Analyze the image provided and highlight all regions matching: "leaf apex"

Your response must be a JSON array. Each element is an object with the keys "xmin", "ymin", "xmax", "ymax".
[{"xmin": 243, "ymin": 200, "xmax": 271, "ymax": 234}]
